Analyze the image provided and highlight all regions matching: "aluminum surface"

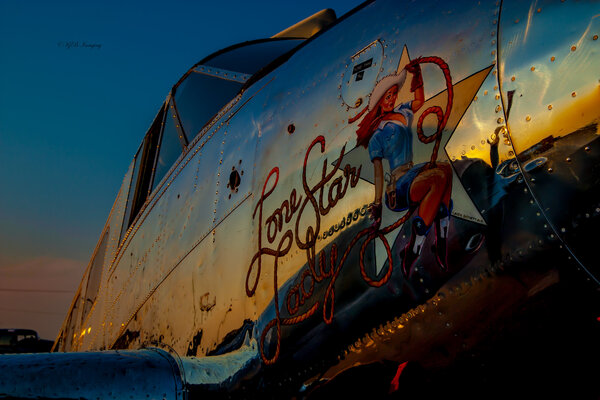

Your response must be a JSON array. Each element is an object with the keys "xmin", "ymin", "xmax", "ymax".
[
  {"xmin": 499, "ymin": 0, "xmax": 600, "ymax": 282},
  {"xmin": 40, "ymin": 0, "xmax": 600, "ymax": 396}
]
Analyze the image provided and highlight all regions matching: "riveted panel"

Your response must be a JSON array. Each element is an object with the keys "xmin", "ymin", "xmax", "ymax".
[
  {"xmin": 340, "ymin": 40, "xmax": 385, "ymax": 110},
  {"xmin": 60, "ymin": 159, "xmax": 134, "ymax": 351},
  {"xmin": 213, "ymin": 112, "xmax": 258, "ymax": 227},
  {"xmin": 499, "ymin": 0, "xmax": 600, "ymax": 283},
  {"xmin": 246, "ymin": 0, "xmax": 571, "ymax": 369},
  {"xmin": 103, "ymin": 126, "xmax": 224, "ymax": 348}
]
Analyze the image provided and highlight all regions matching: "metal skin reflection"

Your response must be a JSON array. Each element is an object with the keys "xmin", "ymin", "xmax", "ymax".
[
  {"xmin": 247, "ymin": 137, "xmax": 362, "ymax": 365},
  {"xmin": 1, "ymin": 0, "xmax": 599, "ymax": 398}
]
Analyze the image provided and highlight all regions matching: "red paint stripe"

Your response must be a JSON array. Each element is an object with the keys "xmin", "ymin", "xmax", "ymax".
[{"xmin": 389, "ymin": 361, "xmax": 409, "ymax": 393}]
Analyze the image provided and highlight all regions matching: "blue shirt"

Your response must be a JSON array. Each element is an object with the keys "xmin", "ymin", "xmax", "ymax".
[{"xmin": 368, "ymin": 102, "xmax": 414, "ymax": 170}]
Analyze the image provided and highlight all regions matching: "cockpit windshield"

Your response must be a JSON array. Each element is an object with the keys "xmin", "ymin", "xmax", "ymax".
[
  {"xmin": 173, "ymin": 38, "xmax": 304, "ymax": 142},
  {"xmin": 119, "ymin": 38, "xmax": 305, "ymax": 236},
  {"xmin": 201, "ymin": 38, "xmax": 305, "ymax": 75},
  {"xmin": 173, "ymin": 73, "xmax": 243, "ymax": 142}
]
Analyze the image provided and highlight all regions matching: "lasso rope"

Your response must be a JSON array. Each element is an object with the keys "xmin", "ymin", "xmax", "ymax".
[
  {"xmin": 323, "ymin": 56, "xmax": 454, "ymax": 320},
  {"xmin": 259, "ymin": 56, "xmax": 453, "ymax": 364},
  {"xmin": 410, "ymin": 56, "xmax": 454, "ymax": 165}
]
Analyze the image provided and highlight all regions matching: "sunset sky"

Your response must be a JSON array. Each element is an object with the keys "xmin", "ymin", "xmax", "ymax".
[
  {"xmin": 2, "ymin": 0, "xmax": 597, "ymax": 343},
  {"xmin": 0, "ymin": 0, "xmax": 364, "ymax": 341}
]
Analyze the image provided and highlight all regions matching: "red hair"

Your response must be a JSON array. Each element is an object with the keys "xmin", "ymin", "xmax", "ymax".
[{"xmin": 353, "ymin": 90, "xmax": 395, "ymax": 148}]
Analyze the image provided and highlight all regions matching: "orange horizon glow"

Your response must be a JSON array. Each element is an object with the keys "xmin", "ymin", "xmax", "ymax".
[{"xmin": 509, "ymin": 85, "xmax": 600, "ymax": 153}]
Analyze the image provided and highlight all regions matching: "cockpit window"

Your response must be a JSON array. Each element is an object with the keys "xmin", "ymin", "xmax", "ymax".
[
  {"xmin": 172, "ymin": 39, "xmax": 303, "ymax": 142},
  {"xmin": 119, "ymin": 105, "xmax": 164, "ymax": 243},
  {"xmin": 152, "ymin": 102, "xmax": 185, "ymax": 192},
  {"xmin": 202, "ymin": 39, "xmax": 304, "ymax": 75},
  {"xmin": 120, "ymin": 144, "xmax": 144, "ymax": 244},
  {"xmin": 174, "ymin": 73, "xmax": 242, "ymax": 141},
  {"xmin": 81, "ymin": 228, "xmax": 109, "ymax": 322},
  {"xmin": 122, "ymin": 38, "xmax": 305, "ymax": 215}
]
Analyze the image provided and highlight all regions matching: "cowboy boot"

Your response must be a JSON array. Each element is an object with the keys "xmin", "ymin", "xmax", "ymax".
[
  {"xmin": 434, "ymin": 201, "xmax": 452, "ymax": 271},
  {"xmin": 402, "ymin": 216, "xmax": 429, "ymax": 278}
]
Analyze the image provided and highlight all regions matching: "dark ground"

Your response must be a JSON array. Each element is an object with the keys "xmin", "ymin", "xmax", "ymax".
[
  {"xmin": 309, "ymin": 272, "xmax": 600, "ymax": 399},
  {"xmin": 309, "ymin": 126, "xmax": 600, "ymax": 399}
]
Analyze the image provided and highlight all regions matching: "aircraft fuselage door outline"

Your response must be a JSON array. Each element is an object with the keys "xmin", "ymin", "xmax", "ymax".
[{"xmin": 340, "ymin": 40, "xmax": 384, "ymax": 109}]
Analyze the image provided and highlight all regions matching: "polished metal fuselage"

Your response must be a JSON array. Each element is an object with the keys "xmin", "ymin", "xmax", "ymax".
[{"xmin": 52, "ymin": 0, "xmax": 600, "ymax": 392}]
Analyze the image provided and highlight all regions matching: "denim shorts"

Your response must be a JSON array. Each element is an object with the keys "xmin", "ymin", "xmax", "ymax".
[{"xmin": 385, "ymin": 162, "xmax": 426, "ymax": 211}]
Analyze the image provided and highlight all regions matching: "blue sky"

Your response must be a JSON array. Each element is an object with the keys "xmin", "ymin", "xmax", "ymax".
[{"xmin": 0, "ymin": 0, "xmax": 364, "ymax": 340}]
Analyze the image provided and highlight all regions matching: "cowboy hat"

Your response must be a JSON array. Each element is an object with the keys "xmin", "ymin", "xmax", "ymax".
[{"xmin": 367, "ymin": 70, "xmax": 407, "ymax": 111}]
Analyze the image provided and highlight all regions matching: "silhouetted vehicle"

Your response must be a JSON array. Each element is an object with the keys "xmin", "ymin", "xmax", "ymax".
[{"xmin": 0, "ymin": 329, "xmax": 53, "ymax": 354}]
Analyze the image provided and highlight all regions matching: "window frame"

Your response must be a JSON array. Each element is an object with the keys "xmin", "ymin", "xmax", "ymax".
[
  {"xmin": 80, "ymin": 227, "xmax": 110, "ymax": 324},
  {"xmin": 118, "ymin": 38, "xmax": 312, "ymax": 242},
  {"xmin": 119, "ymin": 103, "xmax": 167, "ymax": 244},
  {"xmin": 149, "ymin": 98, "xmax": 186, "ymax": 194}
]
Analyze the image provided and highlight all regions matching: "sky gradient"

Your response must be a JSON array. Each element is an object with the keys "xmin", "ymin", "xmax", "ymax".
[{"xmin": 0, "ymin": 0, "xmax": 364, "ymax": 341}]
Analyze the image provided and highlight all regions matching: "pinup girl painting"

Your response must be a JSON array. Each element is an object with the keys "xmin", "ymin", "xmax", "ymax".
[{"xmin": 354, "ymin": 63, "xmax": 453, "ymax": 276}]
